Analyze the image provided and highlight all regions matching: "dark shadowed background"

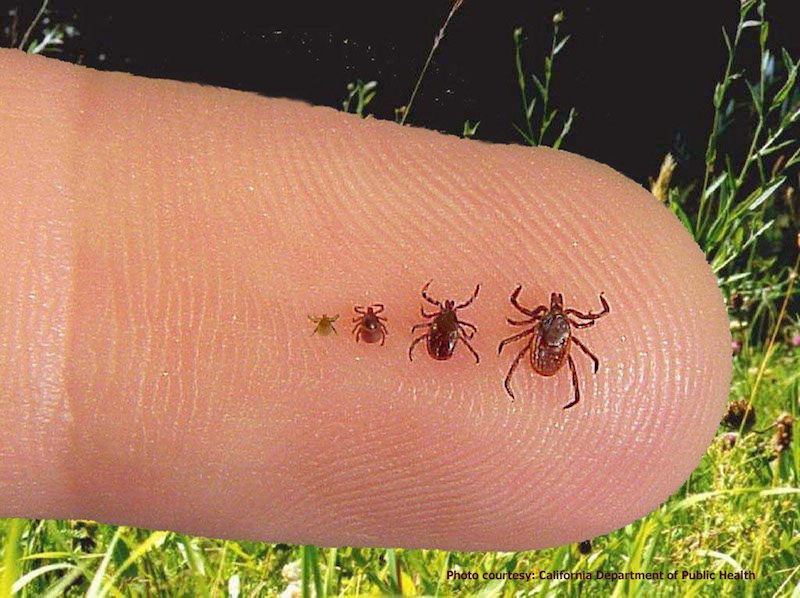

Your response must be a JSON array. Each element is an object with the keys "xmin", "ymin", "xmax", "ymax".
[{"xmin": 3, "ymin": 0, "xmax": 799, "ymax": 185}]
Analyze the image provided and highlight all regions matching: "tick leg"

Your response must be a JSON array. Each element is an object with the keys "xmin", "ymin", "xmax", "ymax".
[
  {"xmin": 510, "ymin": 285, "xmax": 548, "ymax": 317},
  {"xmin": 460, "ymin": 336, "xmax": 481, "ymax": 364},
  {"xmin": 421, "ymin": 280, "xmax": 443, "ymax": 308},
  {"xmin": 421, "ymin": 305, "xmax": 438, "ymax": 318},
  {"xmin": 563, "ymin": 355, "xmax": 581, "ymax": 409},
  {"xmin": 455, "ymin": 284, "xmax": 481, "ymax": 309},
  {"xmin": 331, "ymin": 324, "xmax": 338, "ymax": 334},
  {"xmin": 565, "ymin": 293, "xmax": 610, "ymax": 320},
  {"xmin": 379, "ymin": 329, "xmax": 386, "ymax": 346},
  {"xmin": 355, "ymin": 328, "xmax": 362, "ymax": 343},
  {"xmin": 411, "ymin": 322, "xmax": 431, "ymax": 333},
  {"xmin": 352, "ymin": 322, "xmax": 361, "ymax": 333},
  {"xmin": 459, "ymin": 320, "xmax": 477, "ymax": 332},
  {"xmin": 507, "ymin": 316, "xmax": 540, "ymax": 326},
  {"xmin": 572, "ymin": 336, "xmax": 600, "ymax": 372},
  {"xmin": 377, "ymin": 315, "xmax": 388, "ymax": 322},
  {"xmin": 408, "ymin": 334, "xmax": 428, "ymax": 361},
  {"xmin": 498, "ymin": 324, "xmax": 538, "ymax": 355},
  {"xmin": 308, "ymin": 315, "xmax": 320, "ymax": 323},
  {"xmin": 380, "ymin": 322, "xmax": 389, "ymax": 335},
  {"xmin": 457, "ymin": 324, "xmax": 474, "ymax": 340},
  {"xmin": 330, "ymin": 315, "xmax": 340, "ymax": 322},
  {"xmin": 568, "ymin": 318, "xmax": 595, "ymax": 329},
  {"xmin": 372, "ymin": 304, "xmax": 385, "ymax": 314},
  {"xmin": 352, "ymin": 315, "xmax": 363, "ymax": 323},
  {"xmin": 503, "ymin": 340, "xmax": 532, "ymax": 401},
  {"xmin": 354, "ymin": 306, "xmax": 366, "ymax": 315}
]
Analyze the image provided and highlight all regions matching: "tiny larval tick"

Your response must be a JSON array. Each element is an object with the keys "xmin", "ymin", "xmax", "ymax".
[
  {"xmin": 409, "ymin": 280, "xmax": 481, "ymax": 363},
  {"xmin": 498, "ymin": 286, "xmax": 609, "ymax": 409},
  {"xmin": 352, "ymin": 304, "xmax": 388, "ymax": 345},
  {"xmin": 308, "ymin": 313, "xmax": 339, "ymax": 336}
]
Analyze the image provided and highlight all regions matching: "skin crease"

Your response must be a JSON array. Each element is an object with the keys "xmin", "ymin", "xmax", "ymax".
[{"xmin": 0, "ymin": 49, "xmax": 732, "ymax": 551}]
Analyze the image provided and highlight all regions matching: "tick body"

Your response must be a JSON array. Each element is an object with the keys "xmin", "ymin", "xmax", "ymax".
[
  {"xmin": 498, "ymin": 287, "xmax": 610, "ymax": 409},
  {"xmin": 309, "ymin": 314, "xmax": 339, "ymax": 336},
  {"xmin": 352, "ymin": 304, "xmax": 388, "ymax": 345},
  {"xmin": 409, "ymin": 280, "xmax": 481, "ymax": 363}
]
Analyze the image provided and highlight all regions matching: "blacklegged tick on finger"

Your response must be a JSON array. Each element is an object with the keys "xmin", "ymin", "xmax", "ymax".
[
  {"xmin": 498, "ymin": 286, "xmax": 609, "ymax": 408},
  {"xmin": 352, "ymin": 304, "xmax": 388, "ymax": 345},
  {"xmin": 409, "ymin": 280, "xmax": 481, "ymax": 363}
]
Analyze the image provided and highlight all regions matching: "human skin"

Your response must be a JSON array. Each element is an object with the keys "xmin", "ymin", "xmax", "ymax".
[{"xmin": 0, "ymin": 49, "xmax": 731, "ymax": 551}]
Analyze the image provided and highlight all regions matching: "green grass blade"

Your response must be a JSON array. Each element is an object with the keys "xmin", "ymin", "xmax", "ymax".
[
  {"xmin": 1, "ymin": 520, "xmax": 25, "ymax": 597},
  {"xmin": 98, "ymin": 531, "xmax": 169, "ymax": 598},
  {"xmin": 86, "ymin": 527, "xmax": 123, "ymax": 598},
  {"xmin": 12, "ymin": 563, "xmax": 76, "ymax": 594},
  {"xmin": 301, "ymin": 545, "xmax": 323, "ymax": 598}
]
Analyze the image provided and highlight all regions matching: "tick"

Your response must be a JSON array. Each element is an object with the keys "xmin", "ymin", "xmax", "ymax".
[
  {"xmin": 309, "ymin": 313, "xmax": 339, "ymax": 336},
  {"xmin": 352, "ymin": 304, "xmax": 389, "ymax": 345},
  {"xmin": 409, "ymin": 280, "xmax": 481, "ymax": 363},
  {"xmin": 498, "ymin": 286, "xmax": 610, "ymax": 409}
]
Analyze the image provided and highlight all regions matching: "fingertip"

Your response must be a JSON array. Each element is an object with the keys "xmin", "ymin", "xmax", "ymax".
[{"xmin": 12, "ymin": 51, "xmax": 730, "ymax": 550}]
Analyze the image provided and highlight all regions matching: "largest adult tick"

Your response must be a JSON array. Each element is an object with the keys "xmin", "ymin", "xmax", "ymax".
[
  {"xmin": 409, "ymin": 280, "xmax": 481, "ymax": 363},
  {"xmin": 498, "ymin": 286, "xmax": 610, "ymax": 409}
]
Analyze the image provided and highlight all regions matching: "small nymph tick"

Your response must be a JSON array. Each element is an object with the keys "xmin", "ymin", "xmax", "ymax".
[
  {"xmin": 309, "ymin": 314, "xmax": 339, "ymax": 336},
  {"xmin": 498, "ymin": 286, "xmax": 610, "ymax": 408},
  {"xmin": 409, "ymin": 280, "xmax": 481, "ymax": 363},
  {"xmin": 352, "ymin": 304, "xmax": 388, "ymax": 345}
]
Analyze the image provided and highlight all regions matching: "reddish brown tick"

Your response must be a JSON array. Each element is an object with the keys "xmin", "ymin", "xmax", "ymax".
[
  {"xmin": 409, "ymin": 280, "xmax": 481, "ymax": 363},
  {"xmin": 352, "ymin": 304, "xmax": 389, "ymax": 345},
  {"xmin": 498, "ymin": 286, "xmax": 610, "ymax": 409}
]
